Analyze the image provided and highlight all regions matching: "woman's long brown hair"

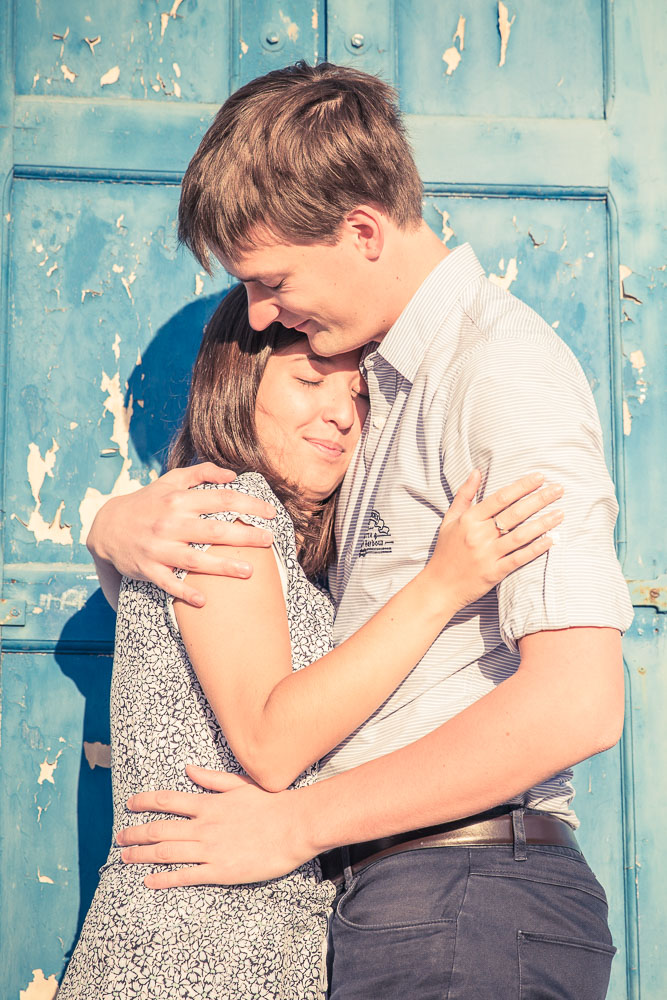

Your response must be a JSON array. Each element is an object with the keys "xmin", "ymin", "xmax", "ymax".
[{"xmin": 168, "ymin": 283, "xmax": 338, "ymax": 579}]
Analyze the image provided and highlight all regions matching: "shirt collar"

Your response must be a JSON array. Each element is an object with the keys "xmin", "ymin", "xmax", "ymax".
[{"xmin": 364, "ymin": 243, "xmax": 484, "ymax": 383}]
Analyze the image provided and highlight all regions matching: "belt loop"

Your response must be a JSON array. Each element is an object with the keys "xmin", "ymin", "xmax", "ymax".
[
  {"xmin": 341, "ymin": 846, "xmax": 355, "ymax": 889},
  {"xmin": 512, "ymin": 807, "xmax": 528, "ymax": 862}
]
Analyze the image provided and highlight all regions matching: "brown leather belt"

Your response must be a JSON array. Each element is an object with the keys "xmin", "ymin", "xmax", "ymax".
[{"xmin": 318, "ymin": 807, "xmax": 579, "ymax": 887}]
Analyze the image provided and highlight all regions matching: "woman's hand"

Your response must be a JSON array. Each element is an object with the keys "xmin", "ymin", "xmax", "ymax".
[
  {"xmin": 86, "ymin": 463, "xmax": 277, "ymax": 607},
  {"xmin": 424, "ymin": 470, "xmax": 563, "ymax": 611}
]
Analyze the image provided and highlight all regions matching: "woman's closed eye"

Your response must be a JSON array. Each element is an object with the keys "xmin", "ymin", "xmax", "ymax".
[{"xmin": 296, "ymin": 377, "xmax": 324, "ymax": 388}]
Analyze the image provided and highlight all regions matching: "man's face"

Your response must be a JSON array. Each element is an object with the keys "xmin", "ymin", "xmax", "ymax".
[{"xmin": 219, "ymin": 235, "xmax": 386, "ymax": 357}]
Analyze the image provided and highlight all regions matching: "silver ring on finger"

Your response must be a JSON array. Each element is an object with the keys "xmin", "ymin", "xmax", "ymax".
[{"xmin": 493, "ymin": 516, "xmax": 510, "ymax": 536}]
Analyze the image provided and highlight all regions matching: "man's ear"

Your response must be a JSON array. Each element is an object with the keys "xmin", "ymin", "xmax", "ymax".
[{"xmin": 343, "ymin": 206, "xmax": 385, "ymax": 261}]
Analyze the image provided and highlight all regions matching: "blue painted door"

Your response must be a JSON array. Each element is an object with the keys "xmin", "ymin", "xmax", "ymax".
[{"xmin": 1, "ymin": 2, "xmax": 664, "ymax": 997}]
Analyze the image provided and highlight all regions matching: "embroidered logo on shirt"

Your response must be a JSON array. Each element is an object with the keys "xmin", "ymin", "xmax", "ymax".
[{"xmin": 359, "ymin": 510, "xmax": 395, "ymax": 557}]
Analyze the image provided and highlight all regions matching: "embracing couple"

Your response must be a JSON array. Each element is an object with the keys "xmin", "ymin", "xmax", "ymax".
[{"xmin": 58, "ymin": 62, "xmax": 632, "ymax": 1000}]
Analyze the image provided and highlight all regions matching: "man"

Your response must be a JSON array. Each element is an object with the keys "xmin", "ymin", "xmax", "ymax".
[{"xmin": 91, "ymin": 63, "xmax": 633, "ymax": 998}]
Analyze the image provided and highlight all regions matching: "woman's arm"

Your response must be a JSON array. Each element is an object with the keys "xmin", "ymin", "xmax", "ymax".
[{"xmin": 175, "ymin": 472, "xmax": 563, "ymax": 792}]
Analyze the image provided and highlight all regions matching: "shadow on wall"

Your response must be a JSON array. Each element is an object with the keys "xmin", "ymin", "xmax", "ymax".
[
  {"xmin": 54, "ymin": 290, "xmax": 227, "ymax": 957},
  {"xmin": 126, "ymin": 291, "xmax": 225, "ymax": 471}
]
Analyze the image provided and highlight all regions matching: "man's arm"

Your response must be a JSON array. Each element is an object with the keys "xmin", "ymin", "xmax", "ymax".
[
  {"xmin": 86, "ymin": 463, "xmax": 277, "ymax": 609},
  {"xmin": 117, "ymin": 625, "xmax": 624, "ymax": 887}
]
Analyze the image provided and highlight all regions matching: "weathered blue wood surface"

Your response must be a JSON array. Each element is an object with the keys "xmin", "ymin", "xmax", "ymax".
[{"xmin": 1, "ymin": 1, "xmax": 664, "ymax": 997}]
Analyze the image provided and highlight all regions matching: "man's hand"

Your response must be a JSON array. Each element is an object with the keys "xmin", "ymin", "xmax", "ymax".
[
  {"xmin": 117, "ymin": 766, "xmax": 310, "ymax": 888},
  {"xmin": 87, "ymin": 463, "xmax": 276, "ymax": 607}
]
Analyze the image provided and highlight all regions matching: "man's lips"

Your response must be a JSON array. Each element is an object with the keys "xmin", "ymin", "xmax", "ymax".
[{"xmin": 305, "ymin": 438, "xmax": 344, "ymax": 458}]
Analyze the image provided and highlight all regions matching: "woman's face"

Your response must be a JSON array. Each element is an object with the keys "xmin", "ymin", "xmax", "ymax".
[{"xmin": 255, "ymin": 338, "xmax": 369, "ymax": 501}]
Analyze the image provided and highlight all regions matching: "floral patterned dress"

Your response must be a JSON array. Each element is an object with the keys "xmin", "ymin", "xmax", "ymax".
[{"xmin": 58, "ymin": 473, "xmax": 336, "ymax": 1000}]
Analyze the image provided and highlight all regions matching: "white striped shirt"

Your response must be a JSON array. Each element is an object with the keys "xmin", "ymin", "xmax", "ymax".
[{"xmin": 321, "ymin": 243, "xmax": 633, "ymax": 826}]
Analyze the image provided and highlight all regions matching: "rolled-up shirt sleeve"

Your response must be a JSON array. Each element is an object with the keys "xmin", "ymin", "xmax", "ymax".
[{"xmin": 446, "ymin": 334, "xmax": 634, "ymax": 651}]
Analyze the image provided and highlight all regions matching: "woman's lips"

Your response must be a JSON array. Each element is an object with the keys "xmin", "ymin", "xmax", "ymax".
[{"xmin": 305, "ymin": 438, "xmax": 344, "ymax": 459}]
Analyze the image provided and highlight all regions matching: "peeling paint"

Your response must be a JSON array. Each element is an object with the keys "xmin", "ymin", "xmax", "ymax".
[
  {"xmin": 630, "ymin": 349, "xmax": 646, "ymax": 371},
  {"xmin": 38, "ymin": 870, "xmax": 55, "ymax": 884},
  {"xmin": 38, "ymin": 749, "xmax": 63, "ymax": 785},
  {"xmin": 121, "ymin": 271, "xmax": 137, "ymax": 301},
  {"xmin": 79, "ymin": 369, "xmax": 143, "ymax": 544},
  {"xmin": 19, "ymin": 969, "xmax": 59, "ymax": 1000},
  {"xmin": 116, "ymin": 214, "xmax": 126, "ymax": 230},
  {"xmin": 61, "ymin": 64, "xmax": 77, "ymax": 83},
  {"xmin": 623, "ymin": 399, "xmax": 632, "ymax": 436},
  {"xmin": 112, "ymin": 333, "xmax": 121, "ymax": 361},
  {"xmin": 39, "ymin": 588, "xmax": 87, "ymax": 612},
  {"xmin": 619, "ymin": 264, "xmax": 643, "ymax": 304},
  {"xmin": 17, "ymin": 441, "xmax": 73, "ymax": 545},
  {"xmin": 100, "ymin": 65, "xmax": 120, "ymax": 88},
  {"xmin": 551, "ymin": 320, "xmax": 560, "ymax": 329},
  {"xmin": 46, "ymin": 262, "xmax": 58, "ymax": 277},
  {"xmin": 160, "ymin": 12, "xmax": 170, "ymax": 37},
  {"xmin": 443, "ymin": 14, "xmax": 466, "ymax": 76},
  {"xmin": 81, "ymin": 288, "xmax": 103, "ymax": 303},
  {"xmin": 442, "ymin": 46, "xmax": 462, "ymax": 76},
  {"xmin": 69, "ymin": 421, "xmax": 78, "ymax": 429},
  {"xmin": 173, "ymin": 62, "xmax": 181, "ymax": 77},
  {"xmin": 489, "ymin": 257, "xmax": 519, "ymax": 291},
  {"xmin": 84, "ymin": 35, "xmax": 101, "ymax": 55},
  {"xmin": 195, "ymin": 273, "xmax": 204, "ymax": 296},
  {"xmin": 497, "ymin": 2, "xmax": 516, "ymax": 68},
  {"xmin": 239, "ymin": 39, "xmax": 249, "ymax": 57},
  {"xmin": 312, "ymin": 7, "xmax": 318, "ymax": 30},
  {"xmin": 278, "ymin": 10, "xmax": 300, "ymax": 43},
  {"xmin": 84, "ymin": 741, "xmax": 112, "ymax": 769}
]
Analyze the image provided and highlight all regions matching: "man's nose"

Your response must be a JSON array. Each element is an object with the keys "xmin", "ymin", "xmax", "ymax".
[{"xmin": 245, "ymin": 285, "xmax": 280, "ymax": 331}]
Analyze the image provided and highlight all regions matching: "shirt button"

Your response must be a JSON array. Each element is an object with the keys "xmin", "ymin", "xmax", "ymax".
[{"xmin": 372, "ymin": 414, "xmax": 386, "ymax": 430}]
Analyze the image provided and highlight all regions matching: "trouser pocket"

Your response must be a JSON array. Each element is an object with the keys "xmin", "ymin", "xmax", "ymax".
[
  {"xmin": 328, "ymin": 848, "xmax": 469, "ymax": 1000},
  {"xmin": 518, "ymin": 930, "xmax": 616, "ymax": 1000}
]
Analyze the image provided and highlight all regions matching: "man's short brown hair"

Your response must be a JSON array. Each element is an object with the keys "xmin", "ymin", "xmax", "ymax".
[{"xmin": 178, "ymin": 62, "xmax": 423, "ymax": 270}]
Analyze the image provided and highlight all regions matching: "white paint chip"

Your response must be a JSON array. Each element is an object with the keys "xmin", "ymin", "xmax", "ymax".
[
  {"xmin": 19, "ymin": 441, "xmax": 73, "ymax": 545},
  {"xmin": 79, "ymin": 371, "xmax": 143, "ymax": 544},
  {"xmin": 84, "ymin": 35, "xmax": 101, "ymax": 55},
  {"xmin": 19, "ymin": 969, "xmax": 59, "ymax": 1000},
  {"xmin": 623, "ymin": 399, "xmax": 632, "ymax": 436},
  {"xmin": 172, "ymin": 62, "xmax": 181, "ymax": 77},
  {"xmin": 61, "ymin": 64, "xmax": 77, "ymax": 83},
  {"xmin": 38, "ymin": 870, "xmax": 55, "ymax": 884},
  {"xmin": 630, "ymin": 349, "xmax": 646, "ymax": 371},
  {"xmin": 279, "ymin": 10, "xmax": 300, "ymax": 42},
  {"xmin": 312, "ymin": 7, "xmax": 318, "ymax": 30},
  {"xmin": 454, "ymin": 14, "xmax": 466, "ymax": 50},
  {"xmin": 619, "ymin": 264, "xmax": 643, "ymax": 304},
  {"xmin": 195, "ymin": 273, "xmax": 205, "ymax": 296},
  {"xmin": 442, "ymin": 47, "xmax": 462, "ymax": 76},
  {"xmin": 69, "ymin": 421, "xmax": 78, "ymax": 429},
  {"xmin": 116, "ymin": 214, "xmax": 125, "ymax": 229},
  {"xmin": 83, "ymin": 741, "xmax": 112, "ymax": 769},
  {"xmin": 46, "ymin": 262, "xmax": 58, "ymax": 277},
  {"xmin": 38, "ymin": 750, "xmax": 63, "ymax": 785},
  {"xmin": 112, "ymin": 333, "xmax": 121, "ymax": 361},
  {"xmin": 497, "ymin": 1, "xmax": 516, "ymax": 67},
  {"xmin": 100, "ymin": 65, "xmax": 120, "ymax": 88},
  {"xmin": 489, "ymin": 257, "xmax": 519, "ymax": 291},
  {"xmin": 551, "ymin": 320, "xmax": 560, "ymax": 329},
  {"xmin": 240, "ymin": 40, "xmax": 249, "ymax": 57}
]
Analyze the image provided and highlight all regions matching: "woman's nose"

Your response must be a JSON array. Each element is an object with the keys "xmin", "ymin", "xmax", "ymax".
[
  {"xmin": 324, "ymin": 388, "xmax": 356, "ymax": 431},
  {"xmin": 245, "ymin": 285, "xmax": 280, "ymax": 331}
]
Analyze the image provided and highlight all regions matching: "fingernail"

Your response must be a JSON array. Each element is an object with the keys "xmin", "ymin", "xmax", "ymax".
[
  {"xmin": 264, "ymin": 504, "xmax": 277, "ymax": 518},
  {"xmin": 126, "ymin": 796, "xmax": 135, "ymax": 809},
  {"xmin": 532, "ymin": 472, "xmax": 545, "ymax": 482},
  {"xmin": 261, "ymin": 530, "xmax": 274, "ymax": 545},
  {"xmin": 191, "ymin": 594, "xmax": 206, "ymax": 608},
  {"xmin": 237, "ymin": 563, "xmax": 253, "ymax": 577},
  {"xmin": 549, "ymin": 509, "xmax": 564, "ymax": 521}
]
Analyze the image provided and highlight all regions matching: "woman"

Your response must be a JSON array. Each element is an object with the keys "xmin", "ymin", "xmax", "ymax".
[{"xmin": 58, "ymin": 285, "xmax": 561, "ymax": 999}]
